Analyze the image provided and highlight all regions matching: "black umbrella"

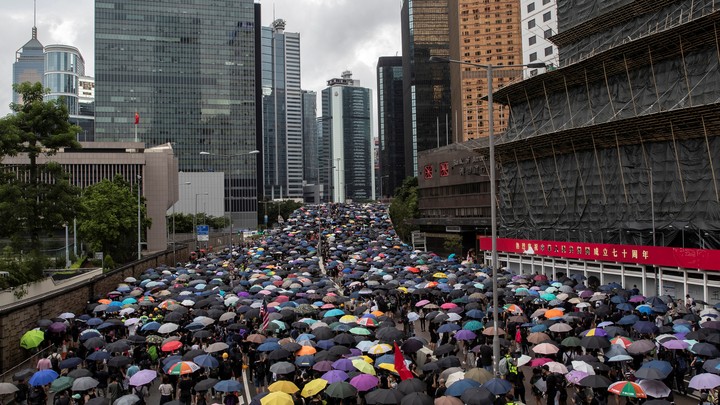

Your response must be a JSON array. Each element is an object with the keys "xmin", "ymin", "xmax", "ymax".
[
  {"xmin": 366, "ymin": 388, "xmax": 404, "ymax": 405},
  {"xmin": 325, "ymin": 381, "xmax": 357, "ymax": 399},
  {"xmin": 401, "ymin": 339, "xmax": 424, "ymax": 354},
  {"xmin": 329, "ymin": 345, "xmax": 351, "ymax": 356},
  {"xmin": 281, "ymin": 342, "xmax": 302, "ymax": 352},
  {"xmin": 397, "ymin": 378, "xmax": 426, "ymax": 395},
  {"xmin": 460, "ymin": 387, "xmax": 495, "ymax": 405},
  {"xmin": 693, "ymin": 342, "xmax": 720, "ymax": 357},
  {"xmin": 437, "ymin": 356, "xmax": 461, "ymax": 368},
  {"xmin": 68, "ymin": 369, "xmax": 93, "ymax": 378},
  {"xmin": 578, "ymin": 375, "xmax": 611, "ymax": 388},
  {"xmin": 85, "ymin": 398, "xmax": 111, "ymax": 405},
  {"xmin": 107, "ymin": 356, "xmax": 132, "ymax": 368},
  {"xmin": 268, "ymin": 348, "xmax": 292, "ymax": 361},
  {"xmin": 433, "ymin": 344, "xmax": 456, "ymax": 357},
  {"xmin": 105, "ymin": 340, "xmax": 130, "ymax": 353},
  {"xmin": 581, "ymin": 336, "xmax": 609, "ymax": 349},
  {"xmin": 334, "ymin": 333, "xmax": 356, "ymax": 345},
  {"xmin": 400, "ymin": 392, "xmax": 434, "ymax": 405},
  {"xmin": 182, "ymin": 349, "xmax": 206, "ymax": 361},
  {"xmin": 194, "ymin": 378, "xmax": 218, "ymax": 392},
  {"xmin": 126, "ymin": 335, "xmax": 146, "ymax": 344}
]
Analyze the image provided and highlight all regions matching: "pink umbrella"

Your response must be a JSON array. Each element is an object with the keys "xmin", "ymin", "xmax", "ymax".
[
  {"xmin": 415, "ymin": 300, "xmax": 430, "ymax": 307},
  {"xmin": 530, "ymin": 358, "xmax": 553, "ymax": 367},
  {"xmin": 441, "ymin": 303, "xmax": 457, "ymax": 309}
]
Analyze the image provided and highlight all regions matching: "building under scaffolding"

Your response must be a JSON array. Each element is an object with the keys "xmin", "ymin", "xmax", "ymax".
[{"xmin": 416, "ymin": 0, "xmax": 720, "ymax": 302}]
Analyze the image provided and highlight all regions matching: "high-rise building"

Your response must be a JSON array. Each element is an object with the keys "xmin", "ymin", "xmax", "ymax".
[
  {"xmin": 448, "ymin": 0, "xmax": 524, "ymax": 142},
  {"xmin": 521, "ymin": 0, "xmax": 559, "ymax": 78},
  {"xmin": 320, "ymin": 72, "xmax": 374, "ymax": 203},
  {"xmin": 44, "ymin": 44, "xmax": 84, "ymax": 115},
  {"xmin": 401, "ymin": 0, "xmax": 453, "ymax": 177},
  {"xmin": 94, "ymin": 0, "xmax": 259, "ymax": 229},
  {"xmin": 261, "ymin": 19, "xmax": 303, "ymax": 200},
  {"xmin": 301, "ymin": 90, "xmax": 318, "ymax": 184},
  {"xmin": 376, "ymin": 56, "xmax": 406, "ymax": 198},
  {"xmin": 13, "ymin": 26, "xmax": 44, "ymax": 105}
]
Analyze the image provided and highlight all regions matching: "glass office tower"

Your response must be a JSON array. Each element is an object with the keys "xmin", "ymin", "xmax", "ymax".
[
  {"xmin": 13, "ymin": 27, "xmax": 45, "ymax": 105},
  {"xmin": 44, "ymin": 44, "xmax": 84, "ymax": 115},
  {"xmin": 95, "ymin": 0, "xmax": 259, "ymax": 229}
]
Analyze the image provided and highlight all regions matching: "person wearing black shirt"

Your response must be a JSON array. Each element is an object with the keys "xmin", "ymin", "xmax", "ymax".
[{"xmin": 177, "ymin": 374, "xmax": 194, "ymax": 405}]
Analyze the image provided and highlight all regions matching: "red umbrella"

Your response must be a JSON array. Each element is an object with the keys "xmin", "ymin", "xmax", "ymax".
[{"xmin": 161, "ymin": 341, "xmax": 183, "ymax": 352}]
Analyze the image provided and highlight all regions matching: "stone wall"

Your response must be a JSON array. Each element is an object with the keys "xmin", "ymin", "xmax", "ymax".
[{"xmin": 0, "ymin": 237, "xmax": 231, "ymax": 375}]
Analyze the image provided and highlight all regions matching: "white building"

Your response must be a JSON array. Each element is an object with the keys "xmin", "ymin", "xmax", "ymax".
[{"xmin": 521, "ymin": 0, "xmax": 560, "ymax": 78}]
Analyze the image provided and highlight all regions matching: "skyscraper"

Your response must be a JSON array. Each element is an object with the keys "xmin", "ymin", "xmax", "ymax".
[
  {"xmin": 261, "ymin": 19, "xmax": 303, "ymax": 200},
  {"xmin": 521, "ymin": 0, "xmax": 559, "ymax": 78},
  {"xmin": 376, "ymin": 56, "xmax": 406, "ymax": 198},
  {"xmin": 13, "ymin": 26, "xmax": 44, "ymax": 105},
  {"xmin": 43, "ymin": 44, "xmax": 84, "ymax": 115},
  {"xmin": 94, "ymin": 0, "xmax": 259, "ymax": 229},
  {"xmin": 320, "ymin": 72, "xmax": 374, "ymax": 203},
  {"xmin": 401, "ymin": 0, "xmax": 453, "ymax": 177},
  {"xmin": 448, "ymin": 0, "xmax": 524, "ymax": 142},
  {"xmin": 301, "ymin": 90, "xmax": 318, "ymax": 184}
]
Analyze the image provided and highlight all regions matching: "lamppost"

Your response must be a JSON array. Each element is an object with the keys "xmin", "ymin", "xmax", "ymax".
[
  {"xmin": 172, "ymin": 182, "xmax": 192, "ymax": 264},
  {"xmin": 194, "ymin": 193, "xmax": 209, "ymax": 244},
  {"xmin": 137, "ymin": 175, "xmax": 142, "ymax": 260},
  {"xmin": 199, "ymin": 150, "xmax": 260, "ymax": 237},
  {"xmin": 430, "ymin": 56, "xmax": 547, "ymax": 376},
  {"xmin": 623, "ymin": 164, "xmax": 656, "ymax": 294}
]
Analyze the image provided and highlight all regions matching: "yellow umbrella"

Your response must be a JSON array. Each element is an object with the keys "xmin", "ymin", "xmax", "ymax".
[
  {"xmin": 378, "ymin": 363, "xmax": 398, "ymax": 374},
  {"xmin": 261, "ymin": 391, "xmax": 294, "ymax": 405},
  {"xmin": 368, "ymin": 344, "xmax": 392, "ymax": 355},
  {"xmin": 269, "ymin": 380, "xmax": 300, "ymax": 394},
  {"xmin": 301, "ymin": 379, "xmax": 328, "ymax": 398},
  {"xmin": 352, "ymin": 359, "xmax": 376, "ymax": 375},
  {"xmin": 433, "ymin": 272, "xmax": 448, "ymax": 279},
  {"xmin": 339, "ymin": 315, "xmax": 358, "ymax": 324}
]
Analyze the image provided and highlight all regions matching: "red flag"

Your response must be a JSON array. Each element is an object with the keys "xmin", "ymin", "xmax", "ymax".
[
  {"xmin": 134, "ymin": 112, "xmax": 140, "ymax": 125},
  {"xmin": 393, "ymin": 342, "xmax": 413, "ymax": 381}
]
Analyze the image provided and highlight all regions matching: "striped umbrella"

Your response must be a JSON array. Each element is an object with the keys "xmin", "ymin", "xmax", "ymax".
[
  {"xmin": 608, "ymin": 381, "xmax": 647, "ymax": 398},
  {"xmin": 165, "ymin": 361, "xmax": 200, "ymax": 375}
]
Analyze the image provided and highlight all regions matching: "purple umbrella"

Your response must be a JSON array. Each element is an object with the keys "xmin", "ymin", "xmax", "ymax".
[
  {"xmin": 128, "ymin": 369, "xmax": 157, "ymax": 387},
  {"xmin": 312, "ymin": 361, "xmax": 333, "ymax": 372},
  {"xmin": 48, "ymin": 322, "xmax": 67, "ymax": 333},
  {"xmin": 660, "ymin": 339, "xmax": 689, "ymax": 350},
  {"xmin": 689, "ymin": 373, "xmax": 720, "ymax": 390},
  {"xmin": 332, "ymin": 359, "xmax": 355, "ymax": 372},
  {"xmin": 454, "ymin": 330, "xmax": 477, "ymax": 341},
  {"xmin": 322, "ymin": 370, "xmax": 349, "ymax": 383},
  {"xmin": 350, "ymin": 374, "xmax": 379, "ymax": 391}
]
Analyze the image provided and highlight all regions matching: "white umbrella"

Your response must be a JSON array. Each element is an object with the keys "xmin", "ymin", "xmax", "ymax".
[
  {"xmin": 157, "ymin": 323, "xmax": 179, "ymax": 334},
  {"xmin": 205, "ymin": 342, "xmax": 230, "ymax": 353},
  {"xmin": 571, "ymin": 361, "xmax": 595, "ymax": 374},
  {"xmin": 545, "ymin": 362, "xmax": 568, "ymax": 374},
  {"xmin": 407, "ymin": 312, "xmax": 420, "ymax": 322},
  {"xmin": 445, "ymin": 371, "xmax": 465, "ymax": 387}
]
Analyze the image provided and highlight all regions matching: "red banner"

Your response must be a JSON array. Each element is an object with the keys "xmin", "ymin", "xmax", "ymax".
[{"xmin": 478, "ymin": 237, "xmax": 720, "ymax": 271}]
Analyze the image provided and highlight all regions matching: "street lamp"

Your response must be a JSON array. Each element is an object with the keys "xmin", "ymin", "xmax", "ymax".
[
  {"xmin": 623, "ymin": 164, "xmax": 656, "ymax": 294},
  {"xmin": 430, "ymin": 56, "xmax": 547, "ymax": 376},
  {"xmin": 194, "ymin": 193, "xmax": 209, "ymax": 244},
  {"xmin": 137, "ymin": 175, "xmax": 142, "ymax": 260}
]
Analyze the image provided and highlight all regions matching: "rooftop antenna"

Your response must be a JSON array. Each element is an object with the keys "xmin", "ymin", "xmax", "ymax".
[{"xmin": 32, "ymin": 0, "xmax": 37, "ymax": 39}]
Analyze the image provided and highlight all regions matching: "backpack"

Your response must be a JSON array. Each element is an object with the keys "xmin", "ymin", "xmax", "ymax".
[
  {"xmin": 498, "ymin": 357, "xmax": 508, "ymax": 376},
  {"xmin": 50, "ymin": 353, "xmax": 61, "ymax": 372}
]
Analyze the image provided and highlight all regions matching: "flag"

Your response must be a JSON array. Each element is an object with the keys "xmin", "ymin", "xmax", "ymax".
[
  {"xmin": 134, "ymin": 112, "xmax": 140, "ymax": 125},
  {"xmin": 260, "ymin": 300, "xmax": 270, "ymax": 331},
  {"xmin": 393, "ymin": 341, "xmax": 413, "ymax": 381}
]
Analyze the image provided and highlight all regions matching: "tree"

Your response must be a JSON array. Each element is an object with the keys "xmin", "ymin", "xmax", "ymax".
[
  {"xmin": 257, "ymin": 199, "xmax": 302, "ymax": 228},
  {"xmin": 389, "ymin": 177, "xmax": 419, "ymax": 243},
  {"xmin": 0, "ymin": 82, "xmax": 81, "ymax": 252},
  {"xmin": 77, "ymin": 176, "xmax": 151, "ymax": 263}
]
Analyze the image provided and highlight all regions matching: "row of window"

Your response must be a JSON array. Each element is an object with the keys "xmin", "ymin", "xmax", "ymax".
[
  {"xmin": 527, "ymin": 0, "xmax": 553, "ymax": 13},
  {"xmin": 529, "ymin": 46, "xmax": 554, "ymax": 61},
  {"xmin": 527, "ymin": 11, "xmax": 552, "ymax": 29}
]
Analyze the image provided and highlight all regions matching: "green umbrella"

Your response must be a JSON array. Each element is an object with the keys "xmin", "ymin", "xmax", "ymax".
[
  {"xmin": 561, "ymin": 337, "xmax": 582, "ymax": 347},
  {"xmin": 541, "ymin": 293, "xmax": 557, "ymax": 301},
  {"xmin": 349, "ymin": 327, "xmax": 371, "ymax": 336},
  {"xmin": 325, "ymin": 381, "xmax": 357, "ymax": 399},
  {"xmin": 20, "ymin": 330, "xmax": 45, "ymax": 349},
  {"xmin": 463, "ymin": 320, "xmax": 483, "ymax": 331},
  {"xmin": 51, "ymin": 376, "xmax": 75, "ymax": 393}
]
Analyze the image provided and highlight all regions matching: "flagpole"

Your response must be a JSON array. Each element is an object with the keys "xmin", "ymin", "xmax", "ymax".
[{"xmin": 135, "ymin": 113, "xmax": 138, "ymax": 142}]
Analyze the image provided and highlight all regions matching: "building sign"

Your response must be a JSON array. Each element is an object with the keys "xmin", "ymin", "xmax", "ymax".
[
  {"xmin": 423, "ymin": 165, "xmax": 433, "ymax": 179},
  {"xmin": 478, "ymin": 237, "xmax": 720, "ymax": 271},
  {"xmin": 451, "ymin": 155, "xmax": 487, "ymax": 176},
  {"xmin": 439, "ymin": 162, "xmax": 449, "ymax": 177}
]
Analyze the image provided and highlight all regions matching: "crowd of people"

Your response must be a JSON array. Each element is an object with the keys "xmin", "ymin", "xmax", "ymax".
[{"xmin": 8, "ymin": 203, "xmax": 720, "ymax": 405}]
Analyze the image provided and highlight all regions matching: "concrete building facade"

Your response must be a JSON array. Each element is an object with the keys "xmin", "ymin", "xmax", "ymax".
[{"xmin": 521, "ymin": 0, "xmax": 559, "ymax": 77}]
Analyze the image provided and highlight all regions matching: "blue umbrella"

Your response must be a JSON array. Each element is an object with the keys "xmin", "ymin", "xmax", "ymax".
[
  {"xmin": 86, "ymin": 351, "xmax": 111, "ymax": 361},
  {"xmin": 257, "ymin": 341, "xmax": 281, "ymax": 352},
  {"xmin": 530, "ymin": 324, "xmax": 548, "ymax": 333},
  {"xmin": 618, "ymin": 315, "xmax": 639, "ymax": 325},
  {"xmin": 295, "ymin": 355, "xmax": 315, "ymax": 367},
  {"xmin": 616, "ymin": 303, "xmax": 634, "ymax": 312},
  {"xmin": 438, "ymin": 323, "xmax": 461, "ymax": 333},
  {"xmin": 87, "ymin": 318, "xmax": 103, "ymax": 326},
  {"xmin": 215, "ymin": 379, "xmax": 243, "ymax": 392},
  {"xmin": 141, "ymin": 322, "xmax": 161, "ymax": 332},
  {"xmin": 483, "ymin": 378, "xmax": 513, "ymax": 395},
  {"xmin": 636, "ymin": 305, "xmax": 653, "ymax": 315},
  {"xmin": 466, "ymin": 309, "xmax": 485, "ymax": 319},
  {"xmin": 194, "ymin": 354, "xmax": 219, "ymax": 368},
  {"xmin": 444, "ymin": 379, "xmax": 481, "ymax": 397},
  {"xmin": 29, "ymin": 369, "xmax": 58, "ymax": 387},
  {"xmin": 59, "ymin": 357, "xmax": 83, "ymax": 369},
  {"xmin": 642, "ymin": 360, "xmax": 673, "ymax": 376},
  {"xmin": 633, "ymin": 321, "xmax": 658, "ymax": 334}
]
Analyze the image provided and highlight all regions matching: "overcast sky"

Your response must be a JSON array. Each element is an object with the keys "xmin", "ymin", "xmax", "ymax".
[{"xmin": 1, "ymin": 0, "xmax": 403, "ymax": 127}]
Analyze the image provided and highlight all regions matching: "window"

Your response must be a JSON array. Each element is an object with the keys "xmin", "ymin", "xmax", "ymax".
[
  {"xmin": 527, "ymin": 2, "xmax": 535, "ymax": 12},
  {"xmin": 528, "ymin": 19, "xmax": 536, "ymax": 29},
  {"xmin": 529, "ymin": 35, "xmax": 536, "ymax": 45},
  {"xmin": 543, "ymin": 0, "xmax": 551, "ymax": 4},
  {"xmin": 543, "ymin": 11, "xmax": 552, "ymax": 22},
  {"xmin": 529, "ymin": 52, "xmax": 537, "ymax": 62},
  {"xmin": 530, "ymin": 69, "xmax": 538, "ymax": 77},
  {"xmin": 544, "ymin": 29, "xmax": 553, "ymax": 39},
  {"xmin": 545, "ymin": 46, "xmax": 554, "ymax": 56}
]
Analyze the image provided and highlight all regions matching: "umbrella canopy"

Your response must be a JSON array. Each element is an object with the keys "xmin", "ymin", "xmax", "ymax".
[
  {"xmin": 129, "ymin": 369, "xmax": 157, "ymax": 386},
  {"xmin": 301, "ymin": 379, "xmax": 328, "ymax": 398},
  {"xmin": 608, "ymin": 381, "xmax": 647, "ymax": 398},
  {"xmin": 269, "ymin": 380, "xmax": 300, "ymax": 394},
  {"xmin": 325, "ymin": 381, "xmax": 357, "ymax": 399},
  {"xmin": 29, "ymin": 369, "xmax": 58, "ymax": 387},
  {"xmin": 20, "ymin": 330, "xmax": 45, "ymax": 349},
  {"xmin": 72, "ymin": 377, "xmax": 99, "ymax": 391},
  {"xmin": 261, "ymin": 391, "xmax": 294, "ymax": 405},
  {"xmin": 689, "ymin": 373, "xmax": 720, "ymax": 390}
]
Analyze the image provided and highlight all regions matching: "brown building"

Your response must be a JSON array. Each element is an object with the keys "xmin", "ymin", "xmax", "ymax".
[{"xmin": 448, "ymin": 0, "xmax": 524, "ymax": 142}]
